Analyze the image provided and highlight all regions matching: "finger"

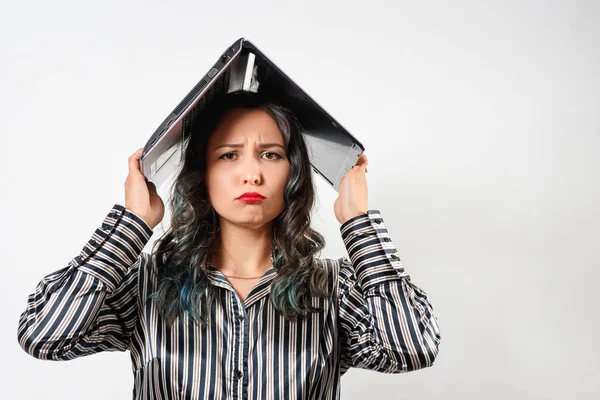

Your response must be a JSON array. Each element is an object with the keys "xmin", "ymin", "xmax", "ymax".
[
  {"xmin": 352, "ymin": 156, "xmax": 368, "ymax": 173},
  {"xmin": 356, "ymin": 153, "xmax": 368, "ymax": 167},
  {"xmin": 362, "ymin": 154, "xmax": 369, "ymax": 171},
  {"xmin": 128, "ymin": 148, "xmax": 144, "ymax": 174}
]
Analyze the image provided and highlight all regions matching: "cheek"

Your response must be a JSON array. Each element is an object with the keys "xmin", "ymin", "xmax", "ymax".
[
  {"xmin": 283, "ymin": 165, "xmax": 292, "ymax": 183},
  {"xmin": 206, "ymin": 170, "xmax": 233, "ymax": 198},
  {"xmin": 205, "ymin": 170, "xmax": 219, "ymax": 195},
  {"xmin": 276, "ymin": 169, "xmax": 292, "ymax": 194}
]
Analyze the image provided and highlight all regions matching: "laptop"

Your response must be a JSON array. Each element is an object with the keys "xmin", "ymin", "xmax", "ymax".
[{"xmin": 140, "ymin": 37, "xmax": 365, "ymax": 192}]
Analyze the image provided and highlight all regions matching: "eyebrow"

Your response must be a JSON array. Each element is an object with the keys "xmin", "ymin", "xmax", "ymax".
[{"xmin": 212, "ymin": 143, "xmax": 285, "ymax": 151}]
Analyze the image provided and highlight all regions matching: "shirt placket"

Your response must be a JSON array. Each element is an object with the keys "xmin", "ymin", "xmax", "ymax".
[{"xmin": 231, "ymin": 293, "xmax": 249, "ymax": 400}]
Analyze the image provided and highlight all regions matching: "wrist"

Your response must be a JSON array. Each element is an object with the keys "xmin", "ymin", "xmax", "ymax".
[{"xmin": 341, "ymin": 210, "xmax": 369, "ymax": 225}]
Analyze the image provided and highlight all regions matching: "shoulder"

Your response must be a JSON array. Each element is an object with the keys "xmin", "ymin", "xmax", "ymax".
[
  {"xmin": 135, "ymin": 251, "xmax": 161, "ymax": 292},
  {"xmin": 313, "ymin": 256, "xmax": 354, "ymax": 294}
]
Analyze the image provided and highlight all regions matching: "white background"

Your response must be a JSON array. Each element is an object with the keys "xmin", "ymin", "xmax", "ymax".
[{"xmin": 2, "ymin": 0, "xmax": 599, "ymax": 399}]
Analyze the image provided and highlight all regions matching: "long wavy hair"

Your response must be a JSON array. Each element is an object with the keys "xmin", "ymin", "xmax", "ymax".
[{"xmin": 148, "ymin": 91, "xmax": 330, "ymax": 327}]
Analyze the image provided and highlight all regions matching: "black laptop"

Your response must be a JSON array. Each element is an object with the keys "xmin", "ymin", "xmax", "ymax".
[{"xmin": 140, "ymin": 37, "xmax": 365, "ymax": 192}]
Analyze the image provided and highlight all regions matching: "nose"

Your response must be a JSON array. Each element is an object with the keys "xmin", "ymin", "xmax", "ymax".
[{"xmin": 242, "ymin": 156, "xmax": 262, "ymax": 185}]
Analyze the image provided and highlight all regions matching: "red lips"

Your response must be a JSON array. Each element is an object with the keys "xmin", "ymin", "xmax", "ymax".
[{"xmin": 236, "ymin": 192, "xmax": 266, "ymax": 201}]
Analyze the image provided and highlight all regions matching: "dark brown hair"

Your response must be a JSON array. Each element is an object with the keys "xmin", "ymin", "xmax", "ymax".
[{"xmin": 147, "ymin": 91, "xmax": 330, "ymax": 327}]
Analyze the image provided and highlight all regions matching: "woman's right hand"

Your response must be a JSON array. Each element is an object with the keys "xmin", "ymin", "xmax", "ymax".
[{"xmin": 124, "ymin": 148, "xmax": 165, "ymax": 230}]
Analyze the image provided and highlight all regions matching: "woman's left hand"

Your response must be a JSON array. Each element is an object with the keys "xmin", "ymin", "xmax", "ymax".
[{"xmin": 334, "ymin": 152, "xmax": 369, "ymax": 225}]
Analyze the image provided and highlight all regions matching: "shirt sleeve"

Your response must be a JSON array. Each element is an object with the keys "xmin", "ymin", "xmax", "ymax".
[
  {"xmin": 17, "ymin": 203, "xmax": 154, "ymax": 360},
  {"xmin": 337, "ymin": 210, "xmax": 442, "ymax": 374}
]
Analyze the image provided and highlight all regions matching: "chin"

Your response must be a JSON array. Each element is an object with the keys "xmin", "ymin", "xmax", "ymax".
[
  {"xmin": 221, "ymin": 208, "xmax": 265, "ymax": 223},
  {"xmin": 232, "ymin": 207, "xmax": 283, "ymax": 228}
]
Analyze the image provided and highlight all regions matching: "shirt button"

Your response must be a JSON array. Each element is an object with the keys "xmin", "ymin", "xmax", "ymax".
[
  {"xmin": 383, "ymin": 237, "xmax": 391, "ymax": 242},
  {"xmin": 236, "ymin": 370, "xmax": 243, "ymax": 378},
  {"xmin": 391, "ymin": 254, "xmax": 400, "ymax": 260},
  {"xmin": 238, "ymin": 314, "xmax": 244, "ymax": 320},
  {"xmin": 374, "ymin": 219, "xmax": 382, "ymax": 224},
  {"xmin": 89, "ymin": 239, "xmax": 97, "ymax": 246}
]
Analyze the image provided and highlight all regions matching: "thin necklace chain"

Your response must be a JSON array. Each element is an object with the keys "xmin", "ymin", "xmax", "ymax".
[
  {"xmin": 225, "ymin": 275, "xmax": 262, "ymax": 280},
  {"xmin": 221, "ymin": 246, "xmax": 273, "ymax": 280}
]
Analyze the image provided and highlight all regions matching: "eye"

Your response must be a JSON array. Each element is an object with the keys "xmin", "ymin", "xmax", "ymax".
[
  {"xmin": 218, "ymin": 152, "xmax": 283, "ymax": 161},
  {"xmin": 264, "ymin": 152, "xmax": 283, "ymax": 160},
  {"xmin": 219, "ymin": 152, "xmax": 236, "ymax": 160}
]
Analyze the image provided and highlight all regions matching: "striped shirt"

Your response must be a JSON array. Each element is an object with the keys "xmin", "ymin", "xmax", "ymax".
[{"xmin": 17, "ymin": 203, "xmax": 441, "ymax": 399}]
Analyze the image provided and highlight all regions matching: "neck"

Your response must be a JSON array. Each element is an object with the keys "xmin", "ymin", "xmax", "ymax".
[{"xmin": 208, "ymin": 219, "xmax": 274, "ymax": 277}]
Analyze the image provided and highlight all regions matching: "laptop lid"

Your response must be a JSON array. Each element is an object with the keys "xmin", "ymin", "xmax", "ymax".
[{"xmin": 140, "ymin": 37, "xmax": 364, "ymax": 193}]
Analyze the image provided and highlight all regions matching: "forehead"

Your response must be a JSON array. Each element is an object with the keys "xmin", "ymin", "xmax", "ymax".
[{"xmin": 208, "ymin": 108, "xmax": 283, "ymax": 144}]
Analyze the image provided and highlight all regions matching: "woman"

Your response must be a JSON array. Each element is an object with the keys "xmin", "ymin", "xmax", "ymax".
[{"xmin": 17, "ymin": 91, "xmax": 441, "ymax": 399}]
